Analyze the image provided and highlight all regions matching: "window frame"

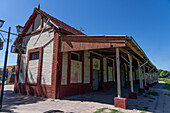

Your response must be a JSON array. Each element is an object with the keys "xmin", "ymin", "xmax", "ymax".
[{"xmin": 25, "ymin": 47, "xmax": 43, "ymax": 85}]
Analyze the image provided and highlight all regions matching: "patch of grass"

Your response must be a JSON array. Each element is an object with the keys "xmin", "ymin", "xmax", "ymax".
[
  {"xmin": 149, "ymin": 100, "xmax": 153, "ymax": 102},
  {"xmin": 6, "ymin": 82, "xmax": 14, "ymax": 85},
  {"xmin": 135, "ymin": 105, "xmax": 138, "ymax": 107},
  {"xmin": 158, "ymin": 78, "xmax": 166, "ymax": 81},
  {"xmin": 142, "ymin": 107, "xmax": 148, "ymax": 110},
  {"xmin": 146, "ymin": 91, "xmax": 158, "ymax": 96},
  {"xmin": 163, "ymin": 84, "xmax": 170, "ymax": 90},
  {"xmin": 164, "ymin": 93, "xmax": 170, "ymax": 96},
  {"xmin": 159, "ymin": 78, "xmax": 170, "ymax": 90},
  {"xmin": 93, "ymin": 108, "xmax": 119, "ymax": 113},
  {"xmin": 143, "ymin": 94, "xmax": 148, "ymax": 97},
  {"xmin": 140, "ymin": 107, "xmax": 148, "ymax": 113},
  {"xmin": 141, "ymin": 110, "xmax": 147, "ymax": 113},
  {"xmin": 149, "ymin": 97, "xmax": 155, "ymax": 100},
  {"xmin": 138, "ymin": 93, "xmax": 142, "ymax": 96}
]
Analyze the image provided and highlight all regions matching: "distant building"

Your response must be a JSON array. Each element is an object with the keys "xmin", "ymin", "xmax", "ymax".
[{"xmin": 0, "ymin": 65, "xmax": 16, "ymax": 83}]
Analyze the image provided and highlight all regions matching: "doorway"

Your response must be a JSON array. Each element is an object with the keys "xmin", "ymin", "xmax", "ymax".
[
  {"xmin": 92, "ymin": 58, "xmax": 101, "ymax": 91},
  {"xmin": 93, "ymin": 69, "xmax": 100, "ymax": 90},
  {"xmin": 121, "ymin": 64, "xmax": 125, "ymax": 87}
]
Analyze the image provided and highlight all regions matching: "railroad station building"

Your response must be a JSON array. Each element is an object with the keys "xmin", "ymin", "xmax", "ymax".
[{"xmin": 14, "ymin": 7, "xmax": 158, "ymax": 109}]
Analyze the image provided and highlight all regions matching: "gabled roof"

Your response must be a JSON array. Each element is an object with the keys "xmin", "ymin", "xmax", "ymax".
[
  {"xmin": 14, "ymin": 7, "xmax": 85, "ymax": 44},
  {"xmin": 35, "ymin": 8, "xmax": 85, "ymax": 35}
]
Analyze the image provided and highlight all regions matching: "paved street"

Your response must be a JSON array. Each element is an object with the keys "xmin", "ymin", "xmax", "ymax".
[{"xmin": 1, "ymin": 82, "xmax": 170, "ymax": 113}]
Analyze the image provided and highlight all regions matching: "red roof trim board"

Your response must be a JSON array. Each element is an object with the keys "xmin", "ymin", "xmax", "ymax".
[{"xmin": 14, "ymin": 8, "xmax": 85, "ymax": 44}]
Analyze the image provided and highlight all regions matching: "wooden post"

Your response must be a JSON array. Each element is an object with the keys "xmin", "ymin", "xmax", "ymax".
[
  {"xmin": 141, "ymin": 67, "xmax": 144, "ymax": 88},
  {"xmin": 128, "ymin": 54, "xmax": 134, "ymax": 92},
  {"xmin": 148, "ymin": 67, "xmax": 150, "ymax": 85},
  {"xmin": 116, "ymin": 48, "xmax": 121, "ymax": 98},
  {"xmin": 137, "ymin": 61, "xmax": 141, "ymax": 88},
  {"xmin": 144, "ymin": 66, "xmax": 146, "ymax": 86}
]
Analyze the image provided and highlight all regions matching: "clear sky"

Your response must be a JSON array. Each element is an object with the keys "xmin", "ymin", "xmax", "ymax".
[{"xmin": 0, "ymin": 0, "xmax": 170, "ymax": 71}]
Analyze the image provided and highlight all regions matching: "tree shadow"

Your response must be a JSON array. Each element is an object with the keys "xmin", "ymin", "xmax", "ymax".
[
  {"xmin": 2, "ymin": 90, "xmax": 46, "ymax": 112},
  {"xmin": 59, "ymin": 84, "xmax": 159, "ymax": 113},
  {"xmin": 43, "ymin": 110, "xmax": 65, "ymax": 113}
]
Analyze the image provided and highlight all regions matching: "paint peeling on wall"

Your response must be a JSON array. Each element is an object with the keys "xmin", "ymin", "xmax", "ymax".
[{"xmin": 71, "ymin": 60, "xmax": 82, "ymax": 83}]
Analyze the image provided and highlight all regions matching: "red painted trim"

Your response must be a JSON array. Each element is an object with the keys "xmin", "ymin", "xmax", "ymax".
[
  {"xmin": 37, "ymin": 47, "xmax": 43, "ymax": 85},
  {"xmin": 24, "ymin": 26, "xmax": 51, "ymax": 37},
  {"xmin": 32, "ymin": 19, "xmax": 34, "ymax": 32},
  {"xmin": 14, "ymin": 53, "xmax": 21, "ymax": 92},
  {"xmin": 51, "ymin": 28, "xmax": 60, "ymax": 99},
  {"xmin": 14, "ymin": 83, "xmax": 53, "ymax": 98},
  {"xmin": 25, "ymin": 47, "xmax": 43, "ymax": 85},
  {"xmin": 41, "ymin": 16, "xmax": 43, "ymax": 29},
  {"xmin": 58, "ymin": 52, "xmax": 63, "ymax": 86}
]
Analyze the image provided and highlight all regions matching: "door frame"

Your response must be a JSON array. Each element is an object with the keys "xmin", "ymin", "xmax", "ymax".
[{"xmin": 90, "ymin": 53, "xmax": 103, "ymax": 90}]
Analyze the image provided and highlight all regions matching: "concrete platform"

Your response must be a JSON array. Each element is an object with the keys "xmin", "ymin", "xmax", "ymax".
[{"xmin": 1, "ymin": 83, "xmax": 170, "ymax": 113}]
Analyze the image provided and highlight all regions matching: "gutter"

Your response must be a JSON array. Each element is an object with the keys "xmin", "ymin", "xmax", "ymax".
[{"xmin": 125, "ymin": 36, "xmax": 156, "ymax": 70}]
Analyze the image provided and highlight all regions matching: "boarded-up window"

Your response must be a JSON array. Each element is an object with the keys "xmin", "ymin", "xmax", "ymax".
[
  {"xmin": 70, "ymin": 60, "xmax": 82, "ymax": 83},
  {"xmin": 27, "ymin": 60, "xmax": 39, "ymax": 83},
  {"xmin": 93, "ymin": 58, "xmax": 100, "ymax": 70}
]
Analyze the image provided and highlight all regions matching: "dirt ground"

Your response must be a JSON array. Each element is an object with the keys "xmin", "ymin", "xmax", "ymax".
[{"xmin": 1, "ymin": 81, "xmax": 170, "ymax": 113}]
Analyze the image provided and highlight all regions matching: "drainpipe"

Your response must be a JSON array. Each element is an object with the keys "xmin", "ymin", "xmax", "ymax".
[{"xmin": 57, "ymin": 61, "xmax": 61, "ymax": 98}]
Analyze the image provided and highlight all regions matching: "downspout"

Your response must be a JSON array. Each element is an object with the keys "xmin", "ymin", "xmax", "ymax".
[{"xmin": 57, "ymin": 61, "xmax": 61, "ymax": 98}]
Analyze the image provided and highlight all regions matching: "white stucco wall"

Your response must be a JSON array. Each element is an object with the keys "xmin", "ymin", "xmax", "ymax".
[
  {"xmin": 84, "ymin": 51, "xmax": 90, "ymax": 84},
  {"xmin": 27, "ymin": 60, "xmax": 39, "ymax": 83},
  {"xmin": 61, "ymin": 52, "xmax": 68, "ymax": 85},
  {"xmin": 70, "ymin": 60, "xmax": 82, "ymax": 83},
  {"xmin": 18, "ymin": 27, "xmax": 54, "ymax": 85}
]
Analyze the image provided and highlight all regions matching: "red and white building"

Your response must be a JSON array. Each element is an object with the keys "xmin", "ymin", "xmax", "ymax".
[{"xmin": 14, "ymin": 7, "xmax": 157, "ymax": 109}]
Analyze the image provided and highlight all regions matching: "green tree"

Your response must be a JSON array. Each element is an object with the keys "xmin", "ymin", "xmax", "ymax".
[{"xmin": 160, "ymin": 70, "xmax": 169, "ymax": 78}]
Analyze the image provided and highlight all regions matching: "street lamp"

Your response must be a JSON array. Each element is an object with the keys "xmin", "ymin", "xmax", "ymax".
[
  {"xmin": 0, "ymin": 19, "xmax": 22, "ymax": 111},
  {"xmin": 0, "ymin": 20, "xmax": 5, "ymax": 28},
  {"xmin": 16, "ymin": 25, "xmax": 24, "ymax": 34}
]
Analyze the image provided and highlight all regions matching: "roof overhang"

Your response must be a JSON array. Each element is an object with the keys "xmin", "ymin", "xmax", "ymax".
[{"xmin": 59, "ymin": 35, "xmax": 157, "ymax": 70}]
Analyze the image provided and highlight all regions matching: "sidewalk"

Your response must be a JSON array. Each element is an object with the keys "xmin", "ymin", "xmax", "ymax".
[{"xmin": 1, "ymin": 82, "xmax": 170, "ymax": 113}]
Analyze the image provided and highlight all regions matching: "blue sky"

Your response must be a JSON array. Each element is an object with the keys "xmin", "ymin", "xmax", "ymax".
[{"xmin": 0, "ymin": 0, "xmax": 170, "ymax": 71}]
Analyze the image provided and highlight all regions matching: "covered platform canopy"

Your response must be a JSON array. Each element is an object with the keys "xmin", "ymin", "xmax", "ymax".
[
  {"xmin": 59, "ymin": 35, "xmax": 156, "ymax": 70},
  {"xmin": 59, "ymin": 35, "xmax": 157, "ymax": 109}
]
